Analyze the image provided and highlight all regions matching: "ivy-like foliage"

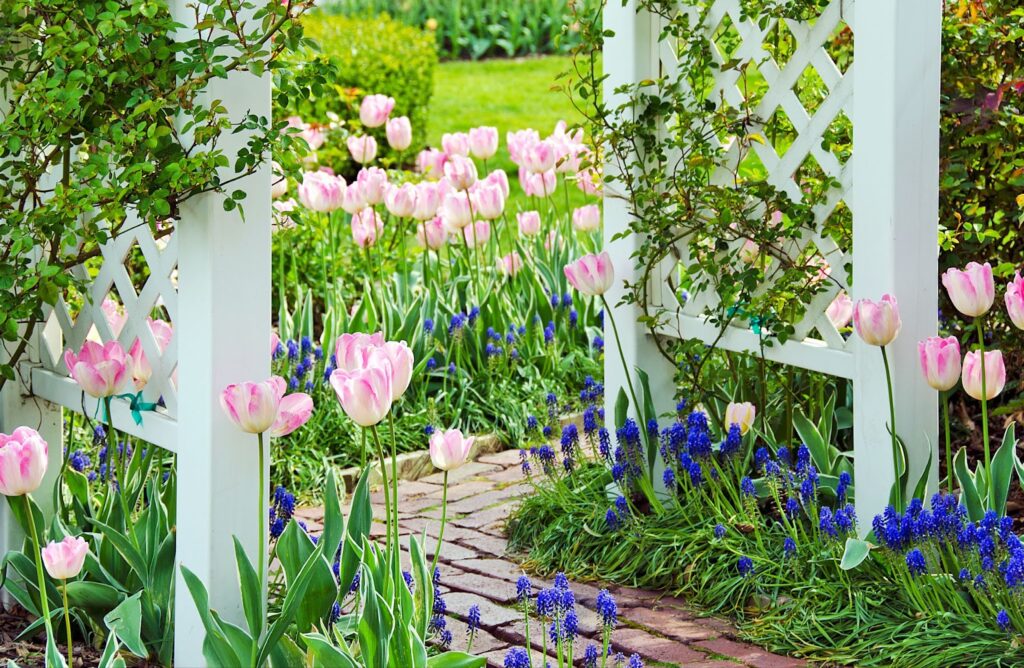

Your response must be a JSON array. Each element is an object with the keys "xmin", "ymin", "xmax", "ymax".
[
  {"xmin": 567, "ymin": 0, "xmax": 847, "ymax": 392},
  {"xmin": 0, "ymin": 0, "xmax": 331, "ymax": 388}
]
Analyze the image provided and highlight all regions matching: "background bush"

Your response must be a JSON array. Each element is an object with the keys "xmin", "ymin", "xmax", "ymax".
[{"xmin": 317, "ymin": 0, "xmax": 601, "ymax": 60}]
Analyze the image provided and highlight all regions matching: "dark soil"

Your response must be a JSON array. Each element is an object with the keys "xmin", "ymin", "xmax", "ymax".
[{"xmin": 0, "ymin": 605, "xmax": 103, "ymax": 668}]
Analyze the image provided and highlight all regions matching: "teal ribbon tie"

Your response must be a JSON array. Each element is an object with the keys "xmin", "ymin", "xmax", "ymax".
[{"xmin": 113, "ymin": 392, "xmax": 159, "ymax": 426}]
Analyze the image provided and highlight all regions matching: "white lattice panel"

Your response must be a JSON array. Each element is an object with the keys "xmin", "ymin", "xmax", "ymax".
[{"xmin": 654, "ymin": 0, "xmax": 857, "ymax": 377}]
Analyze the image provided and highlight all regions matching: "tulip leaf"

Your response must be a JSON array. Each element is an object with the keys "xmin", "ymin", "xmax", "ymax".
[
  {"xmin": 989, "ymin": 423, "xmax": 1017, "ymax": 515},
  {"xmin": 257, "ymin": 541, "xmax": 328, "ymax": 668},
  {"xmin": 103, "ymin": 592, "xmax": 147, "ymax": 658},
  {"xmin": 180, "ymin": 566, "xmax": 247, "ymax": 667},
  {"xmin": 231, "ymin": 536, "xmax": 263, "ymax": 639},
  {"xmin": 954, "ymin": 447, "xmax": 984, "ymax": 521},
  {"xmin": 427, "ymin": 652, "xmax": 488, "ymax": 668},
  {"xmin": 339, "ymin": 467, "xmax": 373, "ymax": 598},
  {"xmin": 793, "ymin": 411, "xmax": 832, "ymax": 473},
  {"xmin": 840, "ymin": 537, "xmax": 872, "ymax": 571},
  {"xmin": 303, "ymin": 632, "xmax": 360, "ymax": 667},
  {"xmin": 65, "ymin": 581, "xmax": 123, "ymax": 613},
  {"xmin": 321, "ymin": 471, "xmax": 345, "ymax": 563}
]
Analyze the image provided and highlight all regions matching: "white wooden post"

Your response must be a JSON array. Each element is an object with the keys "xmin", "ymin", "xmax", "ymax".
[
  {"xmin": 852, "ymin": 0, "xmax": 941, "ymax": 524},
  {"xmin": 602, "ymin": 0, "xmax": 678, "ymax": 447},
  {"xmin": 171, "ymin": 3, "xmax": 272, "ymax": 665}
]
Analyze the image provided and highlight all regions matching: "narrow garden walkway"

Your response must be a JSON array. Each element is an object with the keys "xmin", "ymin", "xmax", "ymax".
[{"xmin": 297, "ymin": 450, "xmax": 804, "ymax": 668}]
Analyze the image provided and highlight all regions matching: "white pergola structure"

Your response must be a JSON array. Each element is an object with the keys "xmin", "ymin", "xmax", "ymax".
[
  {"xmin": 0, "ymin": 2, "xmax": 271, "ymax": 664},
  {"xmin": 602, "ymin": 0, "xmax": 942, "ymax": 524}
]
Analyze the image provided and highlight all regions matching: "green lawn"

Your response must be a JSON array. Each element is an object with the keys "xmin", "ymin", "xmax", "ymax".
[{"xmin": 427, "ymin": 55, "xmax": 601, "ymax": 215}]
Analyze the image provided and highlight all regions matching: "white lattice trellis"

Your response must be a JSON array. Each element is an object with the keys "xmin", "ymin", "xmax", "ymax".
[{"xmin": 603, "ymin": 0, "xmax": 942, "ymax": 524}]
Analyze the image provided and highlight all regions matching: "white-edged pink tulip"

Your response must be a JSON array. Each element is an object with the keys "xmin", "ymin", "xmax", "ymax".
[
  {"xmin": 334, "ymin": 332, "xmax": 385, "ymax": 372},
  {"xmin": 564, "ymin": 251, "xmax": 615, "ymax": 296},
  {"xmin": 521, "ymin": 167, "xmax": 556, "ymax": 197},
  {"xmin": 962, "ymin": 349, "xmax": 1006, "ymax": 401},
  {"xmin": 386, "ymin": 116, "xmax": 412, "ymax": 151},
  {"xmin": 441, "ymin": 191, "xmax": 473, "ymax": 230},
  {"xmin": 347, "ymin": 135, "xmax": 378, "ymax": 164},
  {"xmin": 412, "ymin": 181, "xmax": 443, "ymax": 220},
  {"xmin": 128, "ymin": 318, "xmax": 174, "ymax": 391},
  {"xmin": 918, "ymin": 336, "xmax": 961, "ymax": 392},
  {"xmin": 268, "ymin": 393, "xmax": 314, "ymax": 438},
  {"xmin": 297, "ymin": 170, "xmax": 345, "ymax": 212},
  {"xmin": 64, "ymin": 341, "xmax": 133, "ymax": 398},
  {"xmin": 484, "ymin": 169, "xmax": 509, "ymax": 199},
  {"xmin": 101, "ymin": 297, "xmax": 126, "ymax": 337},
  {"xmin": 942, "ymin": 262, "xmax": 995, "ymax": 318},
  {"xmin": 468, "ymin": 126, "xmax": 499, "ymax": 159},
  {"xmin": 351, "ymin": 208, "xmax": 384, "ymax": 248},
  {"xmin": 853, "ymin": 295, "xmax": 901, "ymax": 347},
  {"xmin": 443, "ymin": 155, "xmax": 477, "ymax": 190},
  {"xmin": 1005, "ymin": 272, "xmax": 1024, "ymax": 330},
  {"xmin": 0, "ymin": 427, "xmax": 48, "ymax": 496},
  {"xmin": 429, "ymin": 428, "xmax": 475, "ymax": 471},
  {"xmin": 375, "ymin": 342, "xmax": 413, "ymax": 400},
  {"xmin": 417, "ymin": 148, "xmax": 447, "ymax": 180},
  {"xmin": 523, "ymin": 139, "xmax": 556, "ymax": 173},
  {"xmin": 417, "ymin": 217, "xmax": 447, "ymax": 250},
  {"xmin": 462, "ymin": 221, "xmax": 491, "ymax": 248},
  {"xmin": 575, "ymin": 166, "xmax": 601, "ymax": 195},
  {"xmin": 471, "ymin": 182, "xmax": 505, "ymax": 220},
  {"xmin": 341, "ymin": 181, "xmax": 368, "ymax": 215},
  {"xmin": 517, "ymin": 211, "xmax": 541, "ymax": 236},
  {"xmin": 359, "ymin": 94, "xmax": 395, "ymax": 128},
  {"xmin": 826, "ymin": 292, "xmax": 853, "ymax": 329},
  {"xmin": 356, "ymin": 167, "xmax": 388, "ymax": 206},
  {"xmin": 441, "ymin": 132, "xmax": 470, "ymax": 157},
  {"xmin": 572, "ymin": 204, "xmax": 601, "ymax": 232},
  {"xmin": 506, "ymin": 128, "xmax": 540, "ymax": 166},
  {"xmin": 271, "ymin": 162, "xmax": 288, "ymax": 199},
  {"xmin": 498, "ymin": 252, "xmax": 524, "ymax": 277},
  {"xmin": 330, "ymin": 362, "xmax": 393, "ymax": 427},
  {"xmin": 385, "ymin": 183, "xmax": 417, "ymax": 218},
  {"xmin": 219, "ymin": 376, "xmax": 287, "ymax": 434},
  {"xmin": 41, "ymin": 536, "xmax": 88, "ymax": 580}
]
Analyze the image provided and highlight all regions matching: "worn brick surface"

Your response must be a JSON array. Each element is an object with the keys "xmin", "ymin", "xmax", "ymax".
[
  {"xmin": 434, "ymin": 616, "xmax": 508, "ymax": 655},
  {"xmin": 438, "ymin": 568, "xmax": 519, "ymax": 604},
  {"xmin": 612, "ymin": 627, "xmax": 708, "ymax": 664},
  {"xmin": 695, "ymin": 638, "xmax": 794, "ymax": 665},
  {"xmin": 420, "ymin": 461, "xmax": 501, "ymax": 485},
  {"xmin": 477, "ymin": 450, "xmax": 524, "ymax": 466},
  {"xmin": 444, "ymin": 591, "xmax": 523, "ymax": 629}
]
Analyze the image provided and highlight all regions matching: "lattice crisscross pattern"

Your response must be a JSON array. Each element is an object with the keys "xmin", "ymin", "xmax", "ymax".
[
  {"xmin": 655, "ymin": 0, "xmax": 857, "ymax": 375},
  {"xmin": 36, "ymin": 213, "xmax": 180, "ymax": 421}
]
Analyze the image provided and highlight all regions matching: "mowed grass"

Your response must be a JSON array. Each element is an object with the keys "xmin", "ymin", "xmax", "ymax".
[{"xmin": 427, "ymin": 54, "xmax": 601, "ymax": 215}]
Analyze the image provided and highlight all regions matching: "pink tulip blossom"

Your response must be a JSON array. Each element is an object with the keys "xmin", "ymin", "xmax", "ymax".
[
  {"xmin": 826, "ymin": 292, "xmax": 853, "ymax": 329},
  {"xmin": 356, "ymin": 167, "xmax": 388, "ymax": 206},
  {"xmin": 129, "ymin": 318, "xmax": 174, "ymax": 391},
  {"xmin": 498, "ymin": 252, "xmax": 524, "ymax": 277},
  {"xmin": 1005, "ymin": 272, "xmax": 1024, "ymax": 330},
  {"xmin": 572, "ymin": 204, "xmax": 601, "ymax": 232},
  {"xmin": 334, "ymin": 332, "xmax": 385, "ymax": 372},
  {"xmin": 297, "ymin": 170, "xmax": 345, "ymax": 212},
  {"xmin": 441, "ymin": 191, "xmax": 473, "ymax": 230},
  {"xmin": 412, "ymin": 182, "xmax": 443, "ymax": 220},
  {"xmin": 564, "ymin": 252, "xmax": 615, "ymax": 296},
  {"xmin": 575, "ymin": 166, "xmax": 601, "ymax": 195},
  {"xmin": 220, "ymin": 377, "xmax": 287, "ymax": 434},
  {"xmin": 375, "ymin": 342, "xmax": 413, "ymax": 400},
  {"xmin": 962, "ymin": 349, "xmax": 1006, "ymax": 401},
  {"xmin": 351, "ymin": 208, "xmax": 384, "ymax": 248},
  {"xmin": 285, "ymin": 116, "xmax": 325, "ymax": 151},
  {"xmin": 441, "ymin": 132, "xmax": 470, "ymax": 157},
  {"xmin": 330, "ymin": 361, "xmax": 394, "ymax": 427},
  {"xmin": 341, "ymin": 181, "xmax": 368, "ymax": 215},
  {"xmin": 429, "ymin": 428, "xmax": 475, "ymax": 471},
  {"xmin": 268, "ymin": 393, "xmax": 314, "ymax": 438},
  {"xmin": 517, "ymin": 211, "xmax": 541, "ymax": 236},
  {"xmin": 853, "ymin": 295, "xmax": 901, "ymax": 347},
  {"xmin": 0, "ymin": 427, "xmax": 48, "ymax": 496},
  {"xmin": 64, "ymin": 341, "xmax": 133, "ymax": 398},
  {"xmin": 359, "ymin": 94, "xmax": 395, "ymax": 128},
  {"xmin": 471, "ymin": 182, "xmax": 505, "ymax": 220},
  {"xmin": 942, "ymin": 262, "xmax": 994, "ymax": 318},
  {"xmin": 385, "ymin": 183, "xmax": 417, "ymax": 218},
  {"xmin": 506, "ymin": 129, "xmax": 540, "ymax": 166},
  {"xmin": 417, "ymin": 148, "xmax": 447, "ymax": 180},
  {"xmin": 468, "ymin": 126, "xmax": 499, "ymax": 159},
  {"xmin": 347, "ymin": 135, "xmax": 378, "ymax": 164},
  {"xmin": 724, "ymin": 402, "xmax": 756, "ymax": 435},
  {"xmin": 462, "ymin": 221, "xmax": 491, "ymax": 248},
  {"xmin": 271, "ymin": 162, "xmax": 288, "ymax": 199},
  {"xmin": 523, "ymin": 140, "xmax": 557, "ymax": 173},
  {"xmin": 41, "ymin": 536, "xmax": 88, "ymax": 580},
  {"xmin": 101, "ymin": 297, "xmax": 126, "ymax": 337},
  {"xmin": 417, "ymin": 217, "xmax": 447, "ymax": 250},
  {"xmin": 385, "ymin": 116, "xmax": 412, "ymax": 151},
  {"xmin": 484, "ymin": 169, "xmax": 509, "ymax": 199},
  {"xmin": 520, "ymin": 168, "xmax": 556, "ymax": 197},
  {"xmin": 443, "ymin": 155, "xmax": 478, "ymax": 190},
  {"xmin": 918, "ymin": 336, "xmax": 961, "ymax": 392}
]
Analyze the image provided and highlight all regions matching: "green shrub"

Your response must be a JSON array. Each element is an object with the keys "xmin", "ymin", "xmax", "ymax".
[{"xmin": 318, "ymin": 0, "xmax": 601, "ymax": 61}]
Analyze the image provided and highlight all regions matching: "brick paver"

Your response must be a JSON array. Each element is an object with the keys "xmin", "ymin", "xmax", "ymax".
[{"xmin": 302, "ymin": 454, "xmax": 807, "ymax": 668}]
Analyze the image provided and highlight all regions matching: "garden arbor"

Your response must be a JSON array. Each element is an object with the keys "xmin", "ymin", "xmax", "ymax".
[
  {"xmin": 0, "ymin": 1, "xmax": 271, "ymax": 664},
  {"xmin": 603, "ymin": 0, "xmax": 942, "ymax": 525}
]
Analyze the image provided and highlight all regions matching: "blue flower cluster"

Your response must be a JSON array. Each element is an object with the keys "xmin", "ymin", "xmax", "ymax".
[{"xmin": 269, "ymin": 485, "xmax": 296, "ymax": 539}]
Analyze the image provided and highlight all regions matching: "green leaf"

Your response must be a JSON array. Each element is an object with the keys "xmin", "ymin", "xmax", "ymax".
[
  {"xmin": 427, "ymin": 652, "xmax": 487, "ymax": 668},
  {"xmin": 989, "ymin": 424, "xmax": 1017, "ymax": 515},
  {"xmin": 839, "ymin": 537, "xmax": 872, "ymax": 571},
  {"xmin": 614, "ymin": 387, "xmax": 628, "ymax": 434},
  {"xmin": 302, "ymin": 632, "xmax": 359, "ymax": 667},
  {"xmin": 65, "ymin": 581, "xmax": 123, "ymax": 613},
  {"xmin": 180, "ymin": 566, "xmax": 248, "ymax": 667},
  {"xmin": 912, "ymin": 448, "xmax": 933, "ymax": 502},
  {"xmin": 103, "ymin": 592, "xmax": 148, "ymax": 658},
  {"xmin": 954, "ymin": 447, "xmax": 985, "ymax": 521},
  {"xmin": 232, "ymin": 536, "xmax": 263, "ymax": 639},
  {"xmin": 339, "ymin": 467, "xmax": 372, "ymax": 596},
  {"xmin": 792, "ymin": 411, "xmax": 832, "ymax": 473},
  {"xmin": 320, "ymin": 471, "xmax": 345, "ymax": 562},
  {"xmin": 256, "ymin": 542, "xmax": 329, "ymax": 668}
]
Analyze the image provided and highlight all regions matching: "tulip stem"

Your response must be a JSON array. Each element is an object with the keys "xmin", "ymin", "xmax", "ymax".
[
  {"xmin": 943, "ymin": 392, "xmax": 955, "ymax": 493},
  {"xmin": 255, "ymin": 431, "xmax": 267, "ymax": 662},
  {"xmin": 880, "ymin": 346, "xmax": 903, "ymax": 511},
  {"xmin": 24, "ymin": 495, "xmax": 54, "ymax": 641},
  {"xmin": 388, "ymin": 413, "xmax": 400, "ymax": 580},
  {"xmin": 430, "ymin": 471, "xmax": 448, "ymax": 579},
  {"xmin": 975, "ymin": 317, "xmax": 992, "ymax": 476},
  {"xmin": 62, "ymin": 580, "xmax": 72, "ymax": 666},
  {"xmin": 105, "ymin": 397, "xmax": 133, "ymax": 542},
  {"xmin": 370, "ymin": 426, "xmax": 392, "ymax": 554}
]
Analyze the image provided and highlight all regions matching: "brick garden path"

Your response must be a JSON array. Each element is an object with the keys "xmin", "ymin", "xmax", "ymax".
[{"xmin": 296, "ymin": 449, "xmax": 805, "ymax": 668}]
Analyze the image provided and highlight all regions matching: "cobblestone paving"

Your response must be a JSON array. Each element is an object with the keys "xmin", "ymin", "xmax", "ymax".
[{"xmin": 296, "ymin": 449, "xmax": 806, "ymax": 668}]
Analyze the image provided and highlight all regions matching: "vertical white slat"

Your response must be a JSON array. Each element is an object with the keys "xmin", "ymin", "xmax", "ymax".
[
  {"xmin": 852, "ymin": 0, "xmax": 940, "ymax": 525},
  {"xmin": 170, "ymin": 3, "xmax": 272, "ymax": 665},
  {"xmin": 602, "ymin": 2, "xmax": 678, "ymax": 461}
]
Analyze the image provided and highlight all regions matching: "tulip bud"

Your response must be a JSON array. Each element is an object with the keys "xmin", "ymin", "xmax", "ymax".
[
  {"xmin": 471, "ymin": 182, "xmax": 505, "ymax": 220},
  {"xmin": 1005, "ymin": 272, "xmax": 1024, "ymax": 330},
  {"xmin": 429, "ymin": 429, "xmax": 475, "ymax": 471},
  {"xmin": 441, "ymin": 191, "xmax": 473, "ymax": 230},
  {"xmin": 564, "ymin": 252, "xmax": 615, "ymax": 296},
  {"xmin": 347, "ymin": 135, "xmax": 378, "ymax": 164},
  {"xmin": 853, "ymin": 295, "xmax": 901, "ymax": 347},
  {"xmin": 443, "ymin": 155, "xmax": 478, "ymax": 190},
  {"xmin": 220, "ymin": 377, "xmax": 287, "ymax": 434},
  {"xmin": 441, "ymin": 132, "xmax": 470, "ymax": 157},
  {"xmin": 330, "ymin": 362, "xmax": 394, "ymax": 427},
  {"xmin": 356, "ymin": 167, "xmax": 388, "ymax": 206},
  {"xmin": 826, "ymin": 292, "xmax": 853, "ymax": 329},
  {"xmin": 962, "ymin": 349, "xmax": 1006, "ymax": 401},
  {"xmin": 271, "ymin": 162, "xmax": 288, "ymax": 199},
  {"xmin": 297, "ymin": 170, "xmax": 345, "ymax": 212},
  {"xmin": 351, "ymin": 208, "xmax": 384, "ymax": 248},
  {"xmin": 498, "ymin": 252, "xmax": 524, "ymax": 277},
  {"xmin": 41, "ymin": 536, "xmax": 88, "ymax": 580},
  {"xmin": 385, "ymin": 183, "xmax": 417, "ymax": 218},
  {"xmin": 0, "ymin": 427, "xmax": 48, "ymax": 496},
  {"xmin": 417, "ymin": 217, "xmax": 447, "ymax": 250},
  {"xmin": 571, "ymin": 204, "xmax": 601, "ymax": 232},
  {"xmin": 359, "ymin": 94, "xmax": 395, "ymax": 128},
  {"xmin": 723, "ymin": 402, "xmax": 756, "ymax": 435},
  {"xmin": 386, "ymin": 116, "xmax": 412, "ymax": 151},
  {"xmin": 918, "ymin": 336, "xmax": 961, "ymax": 392},
  {"xmin": 942, "ymin": 262, "xmax": 994, "ymax": 318},
  {"xmin": 417, "ymin": 148, "xmax": 447, "ymax": 180},
  {"xmin": 468, "ymin": 126, "xmax": 499, "ymax": 159},
  {"xmin": 517, "ymin": 211, "xmax": 541, "ymax": 237}
]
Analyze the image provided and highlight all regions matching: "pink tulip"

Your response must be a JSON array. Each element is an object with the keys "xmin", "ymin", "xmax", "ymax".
[
  {"xmin": 351, "ymin": 208, "xmax": 384, "ymax": 248},
  {"xmin": 826, "ymin": 292, "xmax": 853, "ymax": 329},
  {"xmin": 962, "ymin": 349, "xmax": 1006, "ymax": 401},
  {"xmin": 128, "ymin": 318, "xmax": 174, "ymax": 391},
  {"xmin": 417, "ymin": 217, "xmax": 447, "ymax": 250},
  {"xmin": 356, "ymin": 167, "xmax": 388, "ymax": 206},
  {"xmin": 521, "ymin": 168, "xmax": 556, "ymax": 197},
  {"xmin": 724, "ymin": 402, "xmax": 756, "ymax": 435},
  {"xmin": 468, "ymin": 126, "xmax": 498, "ymax": 159},
  {"xmin": 942, "ymin": 262, "xmax": 994, "ymax": 318},
  {"xmin": 219, "ymin": 376, "xmax": 287, "ymax": 434},
  {"xmin": 347, "ymin": 135, "xmax": 378, "ymax": 164},
  {"xmin": 462, "ymin": 221, "xmax": 491, "ymax": 248},
  {"xmin": 386, "ymin": 116, "xmax": 412, "ymax": 151},
  {"xmin": 286, "ymin": 116, "xmax": 325, "ymax": 151},
  {"xmin": 271, "ymin": 162, "xmax": 288, "ymax": 199},
  {"xmin": 484, "ymin": 169, "xmax": 509, "ymax": 199},
  {"xmin": 506, "ymin": 129, "xmax": 540, "ymax": 166},
  {"xmin": 441, "ymin": 191, "xmax": 473, "ymax": 230},
  {"xmin": 64, "ymin": 341, "xmax": 133, "ymax": 398},
  {"xmin": 517, "ymin": 211, "xmax": 541, "ymax": 236},
  {"xmin": 564, "ymin": 251, "xmax": 615, "ymax": 296},
  {"xmin": 571, "ymin": 204, "xmax": 601, "ymax": 232},
  {"xmin": 268, "ymin": 393, "xmax": 314, "ymax": 438},
  {"xmin": 523, "ymin": 140, "xmax": 557, "ymax": 173},
  {"xmin": 41, "ymin": 536, "xmax": 88, "ymax": 580},
  {"xmin": 417, "ymin": 148, "xmax": 447, "ymax": 180},
  {"xmin": 330, "ymin": 362, "xmax": 394, "ymax": 427},
  {"xmin": 341, "ymin": 181, "xmax": 368, "ymax": 215},
  {"xmin": 471, "ymin": 182, "xmax": 505, "ymax": 220},
  {"xmin": 270, "ymin": 331, "xmax": 282, "ymax": 357},
  {"xmin": 429, "ymin": 428, "xmax": 475, "ymax": 471},
  {"xmin": 853, "ymin": 295, "xmax": 901, "ymax": 347},
  {"xmin": 385, "ymin": 183, "xmax": 417, "ymax": 218},
  {"xmin": 375, "ymin": 342, "xmax": 413, "ymax": 400},
  {"xmin": 101, "ymin": 297, "xmax": 126, "ymax": 337},
  {"xmin": 498, "ymin": 252, "xmax": 524, "ymax": 277},
  {"xmin": 334, "ymin": 332, "xmax": 385, "ymax": 372},
  {"xmin": 412, "ymin": 182, "xmax": 443, "ymax": 220},
  {"xmin": 0, "ymin": 427, "xmax": 48, "ymax": 496},
  {"xmin": 359, "ymin": 94, "xmax": 395, "ymax": 128},
  {"xmin": 273, "ymin": 198, "xmax": 298, "ymax": 230},
  {"xmin": 1005, "ymin": 272, "xmax": 1024, "ymax": 330},
  {"xmin": 443, "ymin": 155, "xmax": 477, "ymax": 190},
  {"xmin": 575, "ymin": 166, "xmax": 601, "ymax": 195},
  {"xmin": 555, "ymin": 143, "xmax": 586, "ymax": 174},
  {"xmin": 297, "ymin": 170, "xmax": 345, "ymax": 212},
  {"xmin": 441, "ymin": 132, "xmax": 470, "ymax": 157},
  {"xmin": 918, "ymin": 336, "xmax": 961, "ymax": 392}
]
